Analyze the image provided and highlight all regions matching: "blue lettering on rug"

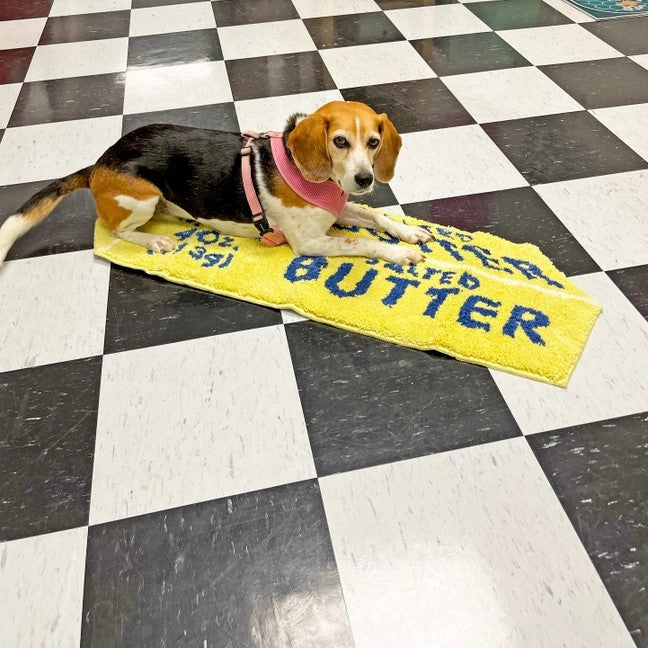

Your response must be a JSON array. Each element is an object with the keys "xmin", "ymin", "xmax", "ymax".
[
  {"xmin": 383, "ymin": 276, "xmax": 420, "ymax": 307},
  {"xmin": 502, "ymin": 306, "xmax": 550, "ymax": 346},
  {"xmin": 325, "ymin": 263, "xmax": 379, "ymax": 297},
  {"xmin": 424, "ymin": 287, "xmax": 461, "ymax": 318},
  {"xmin": 458, "ymin": 295, "xmax": 501, "ymax": 332}
]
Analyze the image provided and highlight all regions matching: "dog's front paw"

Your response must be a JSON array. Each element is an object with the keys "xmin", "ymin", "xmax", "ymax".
[
  {"xmin": 388, "ymin": 247, "xmax": 424, "ymax": 266},
  {"xmin": 147, "ymin": 235, "xmax": 176, "ymax": 253},
  {"xmin": 395, "ymin": 224, "xmax": 434, "ymax": 244}
]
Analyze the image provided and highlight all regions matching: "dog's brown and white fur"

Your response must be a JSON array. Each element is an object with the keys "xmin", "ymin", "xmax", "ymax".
[{"xmin": 0, "ymin": 101, "xmax": 431, "ymax": 267}]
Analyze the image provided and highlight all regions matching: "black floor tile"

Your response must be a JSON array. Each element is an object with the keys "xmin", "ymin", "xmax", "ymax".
[
  {"xmin": 127, "ymin": 29, "xmax": 223, "ymax": 69},
  {"xmin": 529, "ymin": 412, "xmax": 648, "ymax": 648},
  {"xmin": 377, "ymin": 0, "xmax": 458, "ymax": 8},
  {"xmin": 212, "ymin": 0, "xmax": 298, "ymax": 27},
  {"xmin": 9, "ymin": 73, "xmax": 126, "ymax": 127},
  {"xmin": 465, "ymin": 0, "xmax": 571, "ymax": 30},
  {"xmin": 226, "ymin": 51, "xmax": 336, "ymax": 101},
  {"xmin": 607, "ymin": 265, "xmax": 648, "ymax": 321},
  {"xmin": 355, "ymin": 181, "xmax": 398, "ymax": 208},
  {"xmin": 39, "ymin": 11, "xmax": 131, "ymax": 45},
  {"xmin": 104, "ymin": 265, "xmax": 282, "ymax": 354},
  {"xmin": 0, "ymin": 47, "xmax": 34, "ymax": 85},
  {"xmin": 0, "ymin": 183, "xmax": 96, "ymax": 262},
  {"xmin": 286, "ymin": 321, "xmax": 520, "ymax": 477},
  {"xmin": 342, "ymin": 78, "xmax": 474, "ymax": 132},
  {"xmin": 0, "ymin": 357, "xmax": 101, "ymax": 542},
  {"xmin": 411, "ymin": 32, "xmax": 531, "ymax": 77},
  {"xmin": 584, "ymin": 16, "xmax": 648, "ymax": 56},
  {"xmin": 0, "ymin": 0, "xmax": 51, "ymax": 20},
  {"xmin": 540, "ymin": 57, "xmax": 648, "ymax": 110},
  {"xmin": 305, "ymin": 12, "xmax": 405, "ymax": 49},
  {"xmin": 482, "ymin": 111, "xmax": 648, "ymax": 185},
  {"xmin": 81, "ymin": 480, "xmax": 354, "ymax": 648},
  {"xmin": 402, "ymin": 187, "xmax": 600, "ymax": 277},
  {"xmin": 122, "ymin": 102, "xmax": 239, "ymax": 135}
]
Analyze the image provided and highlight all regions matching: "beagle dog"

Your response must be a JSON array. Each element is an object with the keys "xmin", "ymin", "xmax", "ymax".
[{"xmin": 0, "ymin": 101, "xmax": 431, "ymax": 267}]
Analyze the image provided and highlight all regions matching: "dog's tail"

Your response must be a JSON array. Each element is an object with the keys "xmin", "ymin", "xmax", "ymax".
[{"xmin": 0, "ymin": 166, "xmax": 93, "ymax": 266}]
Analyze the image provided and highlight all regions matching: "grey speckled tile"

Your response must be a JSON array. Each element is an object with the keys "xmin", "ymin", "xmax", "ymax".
[
  {"xmin": 0, "ymin": 527, "xmax": 87, "ymax": 648},
  {"xmin": 103, "ymin": 264, "xmax": 282, "ymax": 354},
  {"xmin": 0, "ymin": 357, "xmax": 101, "ymax": 542},
  {"xmin": 482, "ymin": 111, "xmax": 648, "ymax": 186},
  {"xmin": 285, "ymin": 321, "xmax": 520, "ymax": 476},
  {"xmin": 0, "ymin": 182, "xmax": 96, "ymax": 261},
  {"xmin": 529, "ymin": 412, "xmax": 648, "ymax": 648},
  {"xmin": 608, "ymin": 265, "xmax": 648, "ymax": 321},
  {"xmin": 90, "ymin": 326, "xmax": 314, "ymax": 524},
  {"xmin": 82, "ymin": 480, "xmax": 354, "ymax": 648},
  {"xmin": 320, "ymin": 437, "xmax": 635, "ymax": 648},
  {"xmin": 0, "ymin": 251, "xmax": 110, "ymax": 373}
]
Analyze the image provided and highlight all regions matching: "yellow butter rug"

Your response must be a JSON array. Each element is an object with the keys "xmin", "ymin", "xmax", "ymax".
[{"xmin": 94, "ymin": 208, "xmax": 601, "ymax": 387}]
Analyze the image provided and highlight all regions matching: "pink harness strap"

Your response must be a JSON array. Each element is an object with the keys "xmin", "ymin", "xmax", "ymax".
[
  {"xmin": 240, "ymin": 131, "xmax": 286, "ymax": 247},
  {"xmin": 240, "ymin": 130, "xmax": 350, "ymax": 246}
]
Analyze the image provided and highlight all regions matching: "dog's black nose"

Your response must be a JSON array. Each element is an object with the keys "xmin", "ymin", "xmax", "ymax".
[{"xmin": 354, "ymin": 172, "xmax": 373, "ymax": 189}]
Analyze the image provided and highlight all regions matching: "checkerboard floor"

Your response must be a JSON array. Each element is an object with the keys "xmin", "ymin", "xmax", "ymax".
[{"xmin": 0, "ymin": 1, "xmax": 647, "ymax": 646}]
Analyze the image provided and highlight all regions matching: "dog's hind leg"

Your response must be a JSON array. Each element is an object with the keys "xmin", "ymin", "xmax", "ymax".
[
  {"xmin": 114, "ymin": 196, "xmax": 175, "ymax": 252},
  {"xmin": 91, "ymin": 167, "xmax": 174, "ymax": 253}
]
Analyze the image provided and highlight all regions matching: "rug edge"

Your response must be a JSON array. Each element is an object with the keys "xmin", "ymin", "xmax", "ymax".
[{"xmin": 94, "ymin": 245, "xmax": 602, "ymax": 388}]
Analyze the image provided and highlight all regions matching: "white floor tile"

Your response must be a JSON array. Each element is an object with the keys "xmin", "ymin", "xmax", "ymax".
[
  {"xmin": 25, "ymin": 38, "xmax": 129, "ymax": 82},
  {"xmin": 535, "ymin": 170, "xmax": 648, "ymax": 270},
  {"xmin": 281, "ymin": 309, "xmax": 308, "ymax": 324},
  {"xmin": 218, "ymin": 19, "xmax": 315, "ymax": 60},
  {"xmin": 320, "ymin": 438, "xmax": 634, "ymax": 648},
  {"xmin": 234, "ymin": 89, "xmax": 343, "ymax": 132},
  {"xmin": 541, "ymin": 0, "xmax": 595, "ymax": 22},
  {"xmin": 130, "ymin": 1, "xmax": 216, "ymax": 37},
  {"xmin": 319, "ymin": 41, "xmax": 435, "ymax": 89},
  {"xmin": 389, "ymin": 124, "xmax": 527, "ymax": 204},
  {"xmin": 0, "ymin": 84, "xmax": 22, "ymax": 129},
  {"xmin": 592, "ymin": 103, "xmax": 648, "ymax": 162},
  {"xmin": 498, "ymin": 24, "xmax": 622, "ymax": 66},
  {"xmin": 0, "ymin": 251, "xmax": 110, "ymax": 373},
  {"xmin": 442, "ymin": 66, "xmax": 582, "ymax": 123},
  {"xmin": 385, "ymin": 4, "xmax": 490, "ymax": 39},
  {"xmin": 89, "ymin": 326, "xmax": 315, "ymax": 525},
  {"xmin": 0, "ymin": 527, "xmax": 87, "ymax": 648},
  {"xmin": 0, "ymin": 17, "xmax": 46, "ymax": 49},
  {"xmin": 378, "ymin": 203, "xmax": 405, "ymax": 215},
  {"xmin": 491, "ymin": 272, "xmax": 648, "ymax": 435},
  {"xmin": 123, "ymin": 60, "xmax": 232, "ymax": 115},
  {"xmin": 50, "ymin": 0, "xmax": 131, "ymax": 15},
  {"xmin": 631, "ymin": 54, "xmax": 648, "ymax": 71},
  {"xmin": 292, "ymin": 0, "xmax": 380, "ymax": 18},
  {"xmin": 0, "ymin": 116, "xmax": 123, "ymax": 185}
]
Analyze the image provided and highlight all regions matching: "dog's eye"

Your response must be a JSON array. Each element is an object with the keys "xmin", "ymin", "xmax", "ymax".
[
  {"xmin": 368, "ymin": 137, "xmax": 380, "ymax": 149},
  {"xmin": 333, "ymin": 135, "xmax": 348, "ymax": 148}
]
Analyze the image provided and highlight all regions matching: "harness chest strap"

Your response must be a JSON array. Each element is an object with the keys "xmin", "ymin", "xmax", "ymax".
[{"xmin": 240, "ymin": 131, "xmax": 287, "ymax": 247}]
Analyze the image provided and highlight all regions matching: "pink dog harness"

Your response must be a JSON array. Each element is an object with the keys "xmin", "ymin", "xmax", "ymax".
[{"xmin": 240, "ymin": 131, "xmax": 349, "ymax": 246}]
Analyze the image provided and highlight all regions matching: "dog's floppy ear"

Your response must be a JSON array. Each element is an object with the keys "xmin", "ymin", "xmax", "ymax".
[
  {"xmin": 374, "ymin": 114, "xmax": 402, "ymax": 183},
  {"xmin": 287, "ymin": 113, "xmax": 331, "ymax": 183}
]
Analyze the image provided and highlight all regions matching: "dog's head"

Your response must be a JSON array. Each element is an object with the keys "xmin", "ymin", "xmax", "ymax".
[{"xmin": 286, "ymin": 101, "xmax": 401, "ymax": 195}]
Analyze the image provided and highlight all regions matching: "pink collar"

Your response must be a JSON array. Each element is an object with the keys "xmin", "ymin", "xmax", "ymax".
[{"xmin": 269, "ymin": 135, "xmax": 349, "ymax": 215}]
